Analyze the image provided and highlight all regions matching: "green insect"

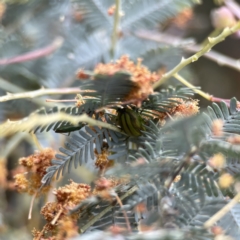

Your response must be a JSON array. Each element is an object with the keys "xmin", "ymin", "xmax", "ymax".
[
  {"xmin": 55, "ymin": 123, "xmax": 84, "ymax": 133},
  {"xmin": 117, "ymin": 108, "xmax": 145, "ymax": 137}
]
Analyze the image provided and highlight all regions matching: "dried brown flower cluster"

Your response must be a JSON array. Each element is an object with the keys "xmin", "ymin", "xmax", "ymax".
[
  {"xmin": 153, "ymin": 98, "xmax": 199, "ymax": 125},
  {"xmin": 94, "ymin": 55, "xmax": 159, "ymax": 105},
  {"xmin": 14, "ymin": 148, "xmax": 55, "ymax": 195},
  {"xmin": 94, "ymin": 143, "xmax": 114, "ymax": 172},
  {"xmin": 33, "ymin": 180, "xmax": 91, "ymax": 239}
]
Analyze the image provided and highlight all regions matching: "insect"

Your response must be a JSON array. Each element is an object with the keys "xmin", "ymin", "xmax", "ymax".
[
  {"xmin": 117, "ymin": 107, "xmax": 145, "ymax": 137},
  {"xmin": 55, "ymin": 123, "xmax": 84, "ymax": 134}
]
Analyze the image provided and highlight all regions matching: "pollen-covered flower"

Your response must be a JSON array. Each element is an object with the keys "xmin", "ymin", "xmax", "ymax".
[
  {"xmin": 212, "ymin": 119, "xmax": 224, "ymax": 137},
  {"xmin": 94, "ymin": 55, "xmax": 159, "ymax": 105},
  {"xmin": 54, "ymin": 180, "xmax": 91, "ymax": 206},
  {"xmin": 152, "ymin": 98, "xmax": 199, "ymax": 125},
  {"xmin": 14, "ymin": 148, "xmax": 55, "ymax": 195},
  {"xmin": 219, "ymin": 173, "xmax": 234, "ymax": 189},
  {"xmin": 208, "ymin": 153, "xmax": 226, "ymax": 170},
  {"xmin": 38, "ymin": 180, "xmax": 91, "ymax": 238}
]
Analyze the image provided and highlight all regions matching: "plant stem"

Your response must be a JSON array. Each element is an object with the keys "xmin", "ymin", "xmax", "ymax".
[
  {"xmin": 0, "ymin": 87, "xmax": 81, "ymax": 103},
  {"xmin": 0, "ymin": 112, "xmax": 124, "ymax": 137},
  {"xmin": 204, "ymin": 192, "xmax": 240, "ymax": 228},
  {"xmin": 0, "ymin": 77, "xmax": 61, "ymax": 107},
  {"xmin": 173, "ymin": 73, "xmax": 211, "ymax": 100},
  {"xmin": 115, "ymin": 194, "xmax": 132, "ymax": 232},
  {"xmin": 153, "ymin": 22, "xmax": 240, "ymax": 89},
  {"xmin": 110, "ymin": 0, "xmax": 121, "ymax": 59}
]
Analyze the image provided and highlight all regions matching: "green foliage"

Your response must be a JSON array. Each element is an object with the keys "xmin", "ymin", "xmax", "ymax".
[{"xmin": 2, "ymin": 0, "xmax": 240, "ymax": 240}]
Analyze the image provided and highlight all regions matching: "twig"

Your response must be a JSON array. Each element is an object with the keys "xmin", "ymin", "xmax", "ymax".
[
  {"xmin": 51, "ymin": 208, "xmax": 64, "ymax": 225},
  {"xmin": 0, "ymin": 77, "xmax": 61, "ymax": 107},
  {"xmin": 36, "ymin": 224, "xmax": 47, "ymax": 240},
  {"xmin": 110, "ymin": 0, "xmax": 121, "ymax": 58},
  {"xmin": 0, "ymin": 87, "xmax": 81, "ymax": 103},
  {"xmin": 0, "ymin": 112, "xmax": 123, "ymax": 137},
  {"xmin": 79, "ymin": 186, "xmax": 138, "ymax": 233},
  {"xmin": 115, "ymin": 194, "xmax": 131, "ymax": 232},
  {"xmin": 0, "ymin": 37, "xmax": 64, "ymax": 65},
  {"xmin": 173, "ymin": 73, "xmax": 211, "ymax": 100},
  {"xmin": 28, "ymin": 192, "xmax": 37, "ymax": 220},
  {"xmin": 153, "ymin": 22, "xmax": 240, "ymax": 89},
  {"xmin": 135, "ymin": 30, "xmax": 240, "ymax": 73},
  {"xmin": 173, "ymin": 73, "xmax": 240, "ymax": 106},
  {"xmin": 204, "ymin": 192, "xmax": 240, "ymax": 228}
]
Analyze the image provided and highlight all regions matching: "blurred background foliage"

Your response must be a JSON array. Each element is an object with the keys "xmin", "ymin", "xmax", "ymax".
[{"xmin": 0, "ymin": 0, "xmax": 240, "ymax": 239}]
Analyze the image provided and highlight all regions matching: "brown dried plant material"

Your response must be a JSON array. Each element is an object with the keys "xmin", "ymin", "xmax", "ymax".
[
  {"xmin": 92, "ymin": 177, "xmax": 129, "ymax": 202},
  {"xmin": 171, "ymin": 98, "xmax": 199, "ymax": 118},
  {"xmin": 219, "ymin": 173, "xmax": 234, "ymax": 189},
  {"xmin": 76, "ymin": 68, "xmax": 90, "ymax": 79},
  {"xmin": 14, "ymin": 148, "xmax": 55, "ymax": 195},
  {"xmin": 54, "ymin": 180, "xmax": 91, "ymax": 205},
  {"xmin": 152, "ymin": 98, "xmax": 199, "ymax": 125},
  {"xmin": 212, "ymin": 119, "xmax": 224, "ymax": 137},
  {"xmin": 55, "ymin": 216, "xmax": 78, "ymax": 240},
  {"xmin": 75, "ymin": 94, "xmax": 85, "ymax": 107},
  {"xmin": 37, "ymin": 180, "xmax": 91, "ymax": 239},
  {"xmin": 94, "ymin": 55, "xmax": 159, "ymax": 106},
  {"xmin": 208, "ymin": 153, "xmax": 226, "ymax": 170}
]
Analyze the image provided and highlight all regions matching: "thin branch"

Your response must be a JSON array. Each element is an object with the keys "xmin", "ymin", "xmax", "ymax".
[
  {"xmin": 28, "ymin": 192, "xmax": 37, "ymax": 220},
  {"xmin": 0, "ymin": 87, "xmax": 81, "ymax": 103},
  {"xmin": 51, "ymin": 208, "xmax": 64, "ymax": 225},
  {"xmin": 110, "ymin": 0, "xmax": 121, "ymax": 58},
  {"xmin": 0, "ymin": 77, "xmax": 61, "ymax": 107},
  {"xmin": 0, "ymin": 37, "xmax": 64, "ymax": 65},
  {"xmin": 204, "ymin": 192, "xmax": 240, "ymax": 228},
  {"xmin": 79, "ymin": 186, "xmax": 138, "ymax": 233},
  {"xmin": 173, "ymin": 73, "xmax": 211, "ymax": 100},
  {"xmin": 135, "ymin": 30, "xmax": 240, "ymax": 73},
  {"xmin": 153, "ymin": 22, "xmax": 240, "ymax": 89},
  {"xmin": 115, "ymin": 193, "xmax": 131, "ymax": 232},
  {"xmin": 0, "ymin": 112, "xmax": 123, "ymax": 137},
  {"xmin": 173, "ymin": 73, "xmax": 240, "ymax": 107}
]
